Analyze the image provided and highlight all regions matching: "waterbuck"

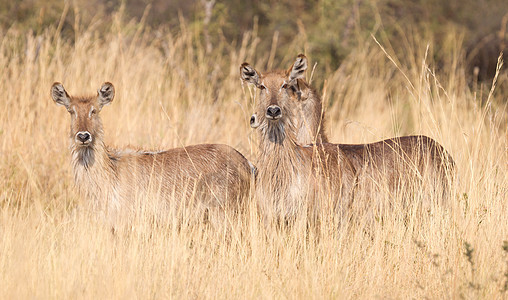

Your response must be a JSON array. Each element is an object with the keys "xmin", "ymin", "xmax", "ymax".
[
  {"xmin": 52, "ymin": 82, "xmax": 253, "ymax": 225},
  {"xmin": 241, "ymin": 55, "xmax": 455, "ymax": 219},
  {"xmin": 240, "ymin": 62, "xmax": 357, "ymax": 221}
]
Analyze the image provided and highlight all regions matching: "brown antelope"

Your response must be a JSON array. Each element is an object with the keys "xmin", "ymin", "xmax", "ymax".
[
  {"xmin": 240, "ymin": 61, "xmax": 357, "ymax": 221},
  {"xmin": 51, "ymin": 82, "xmax": 254, "ymax": 225},
  {"xmin": 241, "ymin": 55, "xmax": 455, "ymax": 219}
]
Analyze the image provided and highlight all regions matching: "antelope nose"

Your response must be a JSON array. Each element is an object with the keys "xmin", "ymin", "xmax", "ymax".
[
  {"xmin": 76, "ymin": 131, "xmax": 91, "ymax": 144},
  {"xmin": 266, "ymin": 105, "xmax": 281, "ymax": 119}
]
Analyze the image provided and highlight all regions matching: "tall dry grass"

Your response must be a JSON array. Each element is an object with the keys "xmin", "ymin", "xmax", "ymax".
[{"xmin": 0, "ymin": 10, "xmax": 507, "ymax": 299}]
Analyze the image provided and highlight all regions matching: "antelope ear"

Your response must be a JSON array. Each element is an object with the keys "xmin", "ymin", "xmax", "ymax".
[
  {"xmin": 97, "ymin": 82, "xmax": 115, "ymax": 108},
  {"xmin": 250, "ymin": 113, "xmax": 260, "ymax": 128},
  {"xmin": 287, "ymin": 54, "xmax": 308, "ymax": 83},
  {"xmin": 240, "ymin": 63, "xmax": 261, "ymax": 87},
  {"xmin": 51, "ymin": 82, "xmax": 71, "ymax": 109}
]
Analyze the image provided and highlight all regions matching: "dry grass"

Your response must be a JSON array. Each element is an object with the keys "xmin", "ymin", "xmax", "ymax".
[{"xmin": 0, "ymin": 11, "xmax": 507, "ymax": 299}]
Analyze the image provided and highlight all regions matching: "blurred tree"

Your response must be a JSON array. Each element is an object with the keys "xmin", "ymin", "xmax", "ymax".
[{"xmin": 1, "ymin": 0, "xmax": 505, "ymax": 82}]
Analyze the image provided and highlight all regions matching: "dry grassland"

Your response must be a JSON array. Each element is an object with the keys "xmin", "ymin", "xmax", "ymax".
[{"xmin": 0, "ymin": 13, "xmax": 507, "ymax": 299}]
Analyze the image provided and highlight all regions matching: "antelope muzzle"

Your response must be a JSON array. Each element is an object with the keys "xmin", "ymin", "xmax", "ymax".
[
  {"xmin": 266, "ymin": 105, "xmax": 282, "ymax": 120},
  {"xmin": 75, "ymin": 131, "xmax": 92, "ymax": 146}
]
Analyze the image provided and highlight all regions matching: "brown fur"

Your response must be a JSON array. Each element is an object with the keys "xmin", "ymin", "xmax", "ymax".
[
  {"xmin": 242, "ymin": 55, "xmax": 327, "ymax": 144},
  {"xmin": 338, "ymin": 136, "xmax": 455, "ymax": 204},
  {"xmin": 52, "ymin": 82, "xmax": 253, "ymax": 225},
  {"xmin": 241, "ymin": 65, "xmax": 356, "ymax": 220},
  {"xmin": 241, "ymin": 55, "xmax": 455, "ymax": 219}
]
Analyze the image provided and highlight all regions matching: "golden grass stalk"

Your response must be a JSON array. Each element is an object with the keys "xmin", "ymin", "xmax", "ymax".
[{"xmin": 0, "ymin": 11, "xmax": 506, "ymax": 299}]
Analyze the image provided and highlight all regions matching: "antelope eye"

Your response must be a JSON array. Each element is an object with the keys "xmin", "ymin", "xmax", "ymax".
[
  {"xmin": 259, "ymin": 84, "xmax": 266, "ymax": 90},
  {"xmin": 281, "ymin": 83, "xmax": 288, "ymax": 89}
]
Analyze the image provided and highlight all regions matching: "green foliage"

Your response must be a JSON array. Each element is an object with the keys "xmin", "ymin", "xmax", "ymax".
[
  {"xmin": 463, "ymin": 241, "xmax": 481, "ymax": 293},
  {"xmin": 0, "ymin": 0, "xmax": 506, "ymax": 82}
]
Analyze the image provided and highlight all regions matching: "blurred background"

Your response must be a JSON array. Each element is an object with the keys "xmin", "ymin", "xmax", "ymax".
[{"xmin": 2, "ymin": 0, "xmax": 507, "ymax": 84}]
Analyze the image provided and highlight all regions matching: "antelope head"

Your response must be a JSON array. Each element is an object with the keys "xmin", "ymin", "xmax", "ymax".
[
  {"xmin": 241, "ymin": 54, "xmax": 308, "ymax": 144},
  {"xmin": 51, "ymin": 82, "xmax": 114, "ymax": 156}
]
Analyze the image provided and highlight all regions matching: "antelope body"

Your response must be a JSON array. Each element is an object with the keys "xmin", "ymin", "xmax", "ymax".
[
  {"xmin": 241, "ymin": 60, "xmax": 356, "ymax": 219},
  {"xmin": 52, "ymin": 82, "xmax": 253, "ymax": 223},
  {"xmin": 241, "ymin": 55, "xmax": 454, "ymax": 219}
]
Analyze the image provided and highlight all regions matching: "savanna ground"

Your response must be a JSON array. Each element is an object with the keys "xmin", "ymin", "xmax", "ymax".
[{"xmin": 1, "ymin": 2, "xmax": 507, "ymax": 299}]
